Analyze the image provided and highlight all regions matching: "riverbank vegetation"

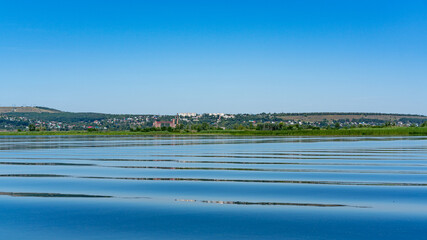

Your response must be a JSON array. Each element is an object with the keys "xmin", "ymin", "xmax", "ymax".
[{"xmin": 1, "ymin": 126, "xmax": 426, "ymax": 136}]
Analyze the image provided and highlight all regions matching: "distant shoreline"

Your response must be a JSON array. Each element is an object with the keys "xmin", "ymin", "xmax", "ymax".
[{"xmin": 1, "ymin": 127, "xmax": 426, "ymax": 136}]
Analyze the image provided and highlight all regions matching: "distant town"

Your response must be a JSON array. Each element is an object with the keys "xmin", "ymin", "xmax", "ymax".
[{"xmin": 0, "ymin": 106, "xmax": 426, "ymax": 132}]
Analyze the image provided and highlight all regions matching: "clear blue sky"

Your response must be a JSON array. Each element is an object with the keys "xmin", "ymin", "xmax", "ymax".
[{"xmin": 1, "ymin": 0, "xmax": 426, "ymax": 115}]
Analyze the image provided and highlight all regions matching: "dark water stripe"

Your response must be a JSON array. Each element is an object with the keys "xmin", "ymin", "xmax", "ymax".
[
  {"xmin": 0, "ymin": 191, "xmax": 366, "ymax": 208},
  {"xmin": 113, "ymin": 165, "xmax": 427, "ymax": 175},
  {"xmin": 0, "ymin": 174, "xmax": 67, "ymax": 177},
  {"xmin": 80, "ymin": 176, "xmax": 427, "ymax": 186},
  {"xmin": 175, "ymin": 199, "xmax": 370, "ymax": 208},
  {"xmin": 2, "ymin": 161, "xmax": 427, "ymax": 174},
  {"xmin": 1, "ymin": 157, "xmax": 427, "ymax": 167},
  {"xmin": 284, "ymin": 149, "xmax": 427, "ymax": 153},
  {"xmin": 232, "ymin": 152, "xmax": 424, "ymax": 157},
  {"xmin": 8, "ymin": 151, "xmax": 423, "ymax": 158},
  {"xmin": 157, "ymin": 161, "xmax": 427, "ymax": 167},
  {"xmin": 0, "ymin": 191, "xmax": 111, "ymax": 198},
  {"xmin": 1, "ymin": 138, "xmax": 346, "ymax": 150},
  {"xmin": 2, "ymin": 142, "xmax": 425, "ymax": 151},
  {"xmin": 3, "ymin": 156, "xmax": 426, "ymax": 165},
  {"xmin": 0, "ymin": 162, "xmax": 97, "ymax": 166},
  {"xmin": 0, "ymin": 191, "xmax": 147, "ymax": 200},
  {"xmin": 0, "ymin": 157, "xmax": 178, "ymax": 162},
  {"xmin": 150, "ymin": 154, "xmax": 425, "ymax": 160},
  {"xmin": 3, "ymin": 153, "xmax": 424, "ymax": 161},
  {"xmin": 1, "ymin": 174, "xmax": 426, "ymax": 186}
]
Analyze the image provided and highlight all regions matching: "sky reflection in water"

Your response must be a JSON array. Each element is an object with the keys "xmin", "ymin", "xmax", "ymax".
[{"xmin": 0, "ymin": 136, "xmax": 426, "ymax": 239}]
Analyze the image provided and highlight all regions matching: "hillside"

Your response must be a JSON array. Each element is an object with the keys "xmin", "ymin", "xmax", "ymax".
[
  {"xmin": 1, "ymin": 108, "xmax": 426, "ymax": 132},
  {"xmin": 276, "ymin": 113, "xmax": 427, "ymax": 123},
  {"xmin": 0, "ymin": 106, "xmax": 61, "ymax": 114}
]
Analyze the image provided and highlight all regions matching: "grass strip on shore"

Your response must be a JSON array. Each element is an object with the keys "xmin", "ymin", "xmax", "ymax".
[{"xmin": 0, "ymin": 127, "xmax": 426, "ymax": 136}]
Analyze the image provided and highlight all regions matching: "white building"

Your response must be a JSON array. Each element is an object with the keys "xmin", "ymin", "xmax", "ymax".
[
  {"xmin": 208, "ymin": 113, "xmax": 225, "ymax": 117},
  {"xmin": 179, "ymin": 113, "xmax": 197, "ymax": 117}
]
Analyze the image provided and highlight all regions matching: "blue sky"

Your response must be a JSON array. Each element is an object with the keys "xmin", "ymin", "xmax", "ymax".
[{"xmin": 1, "ymin": 0, "xmax": 426, "ymax": 114}]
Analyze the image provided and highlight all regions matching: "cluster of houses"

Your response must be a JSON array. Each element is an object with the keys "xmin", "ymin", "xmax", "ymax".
[
  {"xmin": 0, "ymin": 115, "xmax": 70, "ymax": 131},
  {"xmin": 153, "ymin": 113, "xmax": 236, "ymax": 128}
]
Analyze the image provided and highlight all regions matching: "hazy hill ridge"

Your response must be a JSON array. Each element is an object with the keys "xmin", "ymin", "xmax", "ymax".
[{"xmin": 0, "ymin": 106, "xmax": 61, "ymax": 114}]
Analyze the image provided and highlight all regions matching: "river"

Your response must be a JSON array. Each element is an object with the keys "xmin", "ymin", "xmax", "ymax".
[{"xmin": 0, "ymin": 136, "xmax": 426, "ymax": 239}]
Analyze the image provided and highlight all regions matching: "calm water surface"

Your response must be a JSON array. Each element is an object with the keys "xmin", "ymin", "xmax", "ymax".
[{"xmin": 0, "ymin": 135, "xmax": 426, "ymax": 239}]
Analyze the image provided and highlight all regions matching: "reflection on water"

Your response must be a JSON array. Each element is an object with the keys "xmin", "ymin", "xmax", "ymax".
[
  {"xmin": 0, "ymin": 135, "xmax": 426, "ymax": 239},
  {"xmin": 0, "ymin": 191, "xmax": 111, "ymax": 198},
  {"xmin": 175, "ymin": 199, "xmax": 370, "ymax": 208},
  {"xmin": 2, "ymin": 174, "xmax": 427, "ymax": 186}
]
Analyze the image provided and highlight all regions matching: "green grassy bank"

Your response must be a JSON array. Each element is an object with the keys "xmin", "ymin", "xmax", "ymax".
[{"xmin": 0, "ymin": 127, "xmax": 426, "ymax": 136}]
